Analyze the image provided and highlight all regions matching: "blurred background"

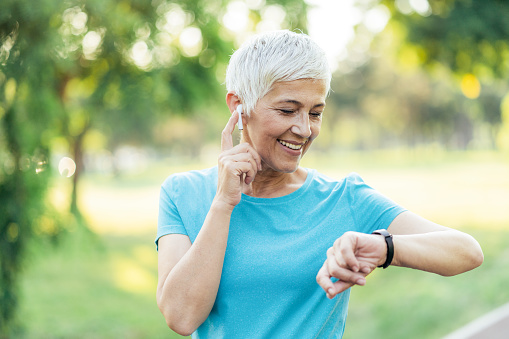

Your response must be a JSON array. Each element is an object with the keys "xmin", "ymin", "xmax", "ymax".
[{"xmin": 1, "ymin": 0, "xmax": 508, "ymax": 338}]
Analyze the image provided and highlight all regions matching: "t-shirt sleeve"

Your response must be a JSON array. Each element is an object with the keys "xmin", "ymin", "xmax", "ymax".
[
  {"xmin": 155, "ymin": 183, "xmax": 188, "ymax": 249},
  {"xmin": 347, "ymin": 173, "xmax": 406, "ymax": 234}
]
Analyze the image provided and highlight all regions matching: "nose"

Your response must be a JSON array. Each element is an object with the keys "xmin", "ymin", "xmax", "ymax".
[{"xmin": 290, "ymin": 112, "xmax": 312, "ymax": 138}]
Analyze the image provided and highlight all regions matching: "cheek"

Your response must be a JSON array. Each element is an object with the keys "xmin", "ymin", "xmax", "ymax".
[{"xmin": 262, "ymin": 121, "xmax": 287, "ymax": 139}]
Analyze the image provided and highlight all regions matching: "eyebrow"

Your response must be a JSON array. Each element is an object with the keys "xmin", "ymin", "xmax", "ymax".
[{"xmin": 276, "ymin": 99, "xmax": 325, "ymax": 109}]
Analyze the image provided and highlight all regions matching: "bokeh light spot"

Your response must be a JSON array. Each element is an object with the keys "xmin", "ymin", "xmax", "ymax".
[
  {"xmin": 461, "ymin": 74, "xmax": 481, "ymax": 99},
  {"xmin": 130, "ymin": 41, "xmax": 152, "ymax": 69},
  {"xmin": 306, "ymin": 0, "xmax": 362, "ymax": 72},
  {"xmin": 179, "ymin": 26, "xmax": 203, "ymax": 57},
  {"xmin": 409, "ymin": 0, "xmax": 432, "ymax": 16},
  {"xmin": 364, "ymin": 5, "xmax": 390, "ymax": 34},
  {"xmin": 222, "ymin": 1, "xmax": 250, "ymax": 32},
  {"xmin": 82, "ymin": 30, "xmax": 102, "ymax": 59},
  {"xmin": 35, "ymin": 161, "xmax": 47, "ymax": 174},
  {"xmin": 58, "ymin": 157, "xmax": 76, "ymax": 177},
  {"xmin": 71, "ymin": 11, "xmax": 88, "ymax": 31}
]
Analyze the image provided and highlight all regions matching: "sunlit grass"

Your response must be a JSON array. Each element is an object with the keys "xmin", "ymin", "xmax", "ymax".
[
  {"xmin": 20, "ymin": 150, "xmax": 509, "ymax": 338},
  {"xmin": 18, "ymin": 231, "xmax": 185, "ymax": 339}
]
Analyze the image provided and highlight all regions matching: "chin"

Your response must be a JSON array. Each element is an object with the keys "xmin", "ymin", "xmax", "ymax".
[{"xmin": 269, "ymin": 160, "xmax": 301, "ymax": 173}]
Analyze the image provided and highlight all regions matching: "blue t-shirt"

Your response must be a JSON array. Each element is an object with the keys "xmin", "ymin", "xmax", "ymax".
[{"xmin": 156, "ymin": 167, "xmax": 405, "ymax": 338}]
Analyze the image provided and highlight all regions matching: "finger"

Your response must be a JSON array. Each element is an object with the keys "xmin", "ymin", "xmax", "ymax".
[
  {"xmin": 230, "ymin": 143, "xmax": 262, "ymax": 171},
  {"xmin": 221, "ymin": 110, "xmax": 240, "ymax": 152},
  {"xmin": 328, "ymin": 265, "xmax": 366, "ymax": 287},
  {"xmin": 359, "ymin": 263, "xmax": 374, "ymax": 275},
  {"xmin": 317, "ymin": 260, "xmax": 358, "ymax": 299},
  {"xmin": 243, "ymin": 163, "xmax": 258, "ymax": 185},
  {"xmin": 330, "ymin": 280, "xmax": 355, "ymax": 297},
  {"xmin": 246, "ymin": 146, "xmax": 262, "ymax": 171},
  {"xmin": 221, "ymin": 152, "xmax": 259, "ymax": 184},
  {"xmin": 316, "ymin": 262, "xmax": 334, "ymax": 294},
  {"xmin": 230, "ymin": 161, "xmax": 257, "ymax": 184},
  {"xmin": 239, "ymin": 143, "xmax": 262, "ymax": 171},
  {"xmin": 241, "ymin": 154, "xmax": 259, "ymax": 183},
  {"xmin": 227, "ymin": 149, "xmax": 259, "ymax": 172},
  {"xmin": 326, "ymin": 249, "xmax": 366, "ymax": 286},
  {"xmin": 226, "ymin": 143, "xmax": 262, "ymax": 175},
  {"xmin": 335, "ymin": 233, "xmax": 360, "ymax": 272}
]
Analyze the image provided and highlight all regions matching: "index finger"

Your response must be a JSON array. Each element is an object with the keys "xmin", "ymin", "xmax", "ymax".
[
  {"xmin": 221, "ymin": 110, "xmax": 240, "ymax": 151},
  {"xmin": 316, "ymin": 262, "xmax": 334, "ymax": 293}
]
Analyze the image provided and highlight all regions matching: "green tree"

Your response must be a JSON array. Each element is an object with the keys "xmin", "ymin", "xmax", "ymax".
[
  {"xmin": 383, "ymin": 0, "xmax": 509, "ymax": 79},
  {"xmin": 0, "ymin": 0, "xmax": 307, "ymax": 335},
  {"xmin": 380, "ymin": 0, "xmax": 509, "ymax": 147},
  {"xmin": 321, "ymin": 0, "xmax": 509, "ymax": 150}
]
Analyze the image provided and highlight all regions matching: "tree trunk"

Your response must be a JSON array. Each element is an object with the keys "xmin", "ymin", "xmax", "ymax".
[{"xmin": 70, "ymin": 126, "xmax": 89, "ymax": 219}]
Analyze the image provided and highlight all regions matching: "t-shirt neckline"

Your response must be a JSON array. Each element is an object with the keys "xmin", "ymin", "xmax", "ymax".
[{"xmin": 239, "ymin": 168, "xmax": 315, "ymax": 204}]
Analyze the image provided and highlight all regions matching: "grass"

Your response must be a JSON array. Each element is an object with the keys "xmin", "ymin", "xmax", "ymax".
[
  {"xmin": 18, "ymin": 231, "xmax": 185, "ymax": 339},
  {"xmin": 17, "ymin": 149, "xmax": 509, "ymax": 338}
]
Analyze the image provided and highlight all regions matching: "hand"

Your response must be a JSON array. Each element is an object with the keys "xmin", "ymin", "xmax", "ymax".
[
  {"xmin": 316, "ymin": 231, "xmax": 387, "ymax": 299},
  {"xmin": 215, "ymin": 110, "xmax": 262, "ymax": 208}
]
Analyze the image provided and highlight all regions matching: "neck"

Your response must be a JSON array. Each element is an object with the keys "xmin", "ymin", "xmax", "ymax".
[{"xmin": 243, "ymin": 166, "xmax": 306, "ymax": 198}]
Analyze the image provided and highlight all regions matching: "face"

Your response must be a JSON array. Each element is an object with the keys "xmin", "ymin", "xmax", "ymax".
[{"xmin": 243, "ymin": 78, "xmax": 327, "ymax": 173}]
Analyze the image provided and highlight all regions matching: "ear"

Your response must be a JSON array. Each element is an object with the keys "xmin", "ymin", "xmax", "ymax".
[{"xmin": 226, "ymin": 91, "xmax": 242, "ymax": 115}]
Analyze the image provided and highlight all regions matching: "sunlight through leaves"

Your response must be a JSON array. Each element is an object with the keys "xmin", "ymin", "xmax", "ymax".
[{"xmin": 58, "ymin": 157, "xmax": 76, "ymax": 177}]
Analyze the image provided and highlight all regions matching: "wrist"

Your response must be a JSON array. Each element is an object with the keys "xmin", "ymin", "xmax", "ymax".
[
  {"xmin": 211, "ymin": 198, "xmax": 236, "ymax": 213},
  {"xmin": 372, "ymin": 229, "xmax": 394, "ymax": 269}
]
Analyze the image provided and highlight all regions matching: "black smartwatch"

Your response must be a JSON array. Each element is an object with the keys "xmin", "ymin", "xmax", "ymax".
[{"xmin": 372, "ymin": 229, "xmax": 394, "ymax": 269}]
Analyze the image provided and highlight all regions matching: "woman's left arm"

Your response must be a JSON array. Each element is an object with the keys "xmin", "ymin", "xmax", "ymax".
[
  {"xmin": 316, "ymin": 211, "xmax": 483, "ymax": 299},
  {"xmin": 388, "ymin": 211, "xmax": 484, "ymax": 276}
]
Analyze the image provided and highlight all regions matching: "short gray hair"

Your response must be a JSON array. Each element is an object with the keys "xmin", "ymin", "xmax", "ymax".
[{"xmin": 225, "ymin": 30, "xmax": 331, "ymax": 116}]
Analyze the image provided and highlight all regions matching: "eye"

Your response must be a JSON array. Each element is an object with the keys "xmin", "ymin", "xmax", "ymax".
[
  {"xmin": 279, "ymin": 109, "xmax": 296, "ymax": 114},
  {"xmin": 310, "ymin": 112, "xmax": 322, "ymax": 118}
]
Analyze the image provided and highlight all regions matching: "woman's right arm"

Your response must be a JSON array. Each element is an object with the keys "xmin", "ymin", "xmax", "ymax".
[
  {"xmin": 156, "ymin": 109, "xmax": 261, "ymax": 336},
  {"xmin": 156, "ymin": 200, "xmax": 234, "ymax": 336}
]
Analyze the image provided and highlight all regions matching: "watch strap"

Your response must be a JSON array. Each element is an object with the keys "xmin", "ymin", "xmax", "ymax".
[{"xmin": 372, "ymin": 229, "xmax": 394, "ymax": 269}]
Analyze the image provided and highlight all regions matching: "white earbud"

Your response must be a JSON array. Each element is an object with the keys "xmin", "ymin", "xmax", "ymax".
[{"xmin": 237, "ymin": 104, "xmax": 243, "ymax": 130}]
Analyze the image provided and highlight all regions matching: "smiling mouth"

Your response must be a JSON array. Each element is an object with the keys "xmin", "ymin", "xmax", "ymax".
[{"xmin": 277, "ymin": 139, "xmax": 304, "ymax": 150}]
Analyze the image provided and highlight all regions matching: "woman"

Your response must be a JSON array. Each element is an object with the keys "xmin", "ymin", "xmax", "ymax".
[{"xmin": 156, "ymin": 30, "xmax": 483, "ymax": 338}]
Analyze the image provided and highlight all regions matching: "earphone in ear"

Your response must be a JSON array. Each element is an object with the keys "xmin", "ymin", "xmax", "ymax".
[{"xmin": 237, "ymin": 104, "xmax": 243, "ymax": 130}]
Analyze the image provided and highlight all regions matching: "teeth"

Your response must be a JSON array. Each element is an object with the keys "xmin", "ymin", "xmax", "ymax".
[{"xmin": 278, "ymin": 140, "xmax": 303, "ymax": 150}]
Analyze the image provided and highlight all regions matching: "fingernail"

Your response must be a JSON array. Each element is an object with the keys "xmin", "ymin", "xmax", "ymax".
[
  {"xmin": 356, "ymin": 278, "xmax": 366, "ymax": 285},
  {"xmin": 328, "ymin": 288, "xmax": 334, "ymax": 295}
]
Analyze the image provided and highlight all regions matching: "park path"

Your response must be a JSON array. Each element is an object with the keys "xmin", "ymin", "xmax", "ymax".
[{"xmin": 443, "ymin": 302, "xmax": 509, "ymax": 339}]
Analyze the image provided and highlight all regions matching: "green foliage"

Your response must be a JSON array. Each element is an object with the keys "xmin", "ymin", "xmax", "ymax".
[
  {"xmin": 1, "ymin": 1, "xmax": 60, "ymax": 334},
  {"xmin": 383, "ymin": 0, "xmax": 509, "ymax": 78},
  {"xmin": 0, "ymin": 0, "xmax": 307, "ymax": 335},
  {"xmin": 326, "ymin": 0, "xmax": 509, "ymax": 150}
]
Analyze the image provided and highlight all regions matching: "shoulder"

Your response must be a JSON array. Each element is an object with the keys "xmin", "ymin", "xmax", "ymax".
[
  {"xmin": 344, "ymin": 172, "xmax": 367, "ymax": 185},
  {"xmin": 161, "ymin": 166, "xmax": 218, "ymax": 195},
  {"xmin": 307, "ymin": 169, "xmax": 365, "ymax": 189},
  {"xmin": 304, "ymin": 170, "xmax": 376, "ymax": 203},
  {"xmin": 342, "ymin": 172, "xmax": 377, "ymax": 196}
]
